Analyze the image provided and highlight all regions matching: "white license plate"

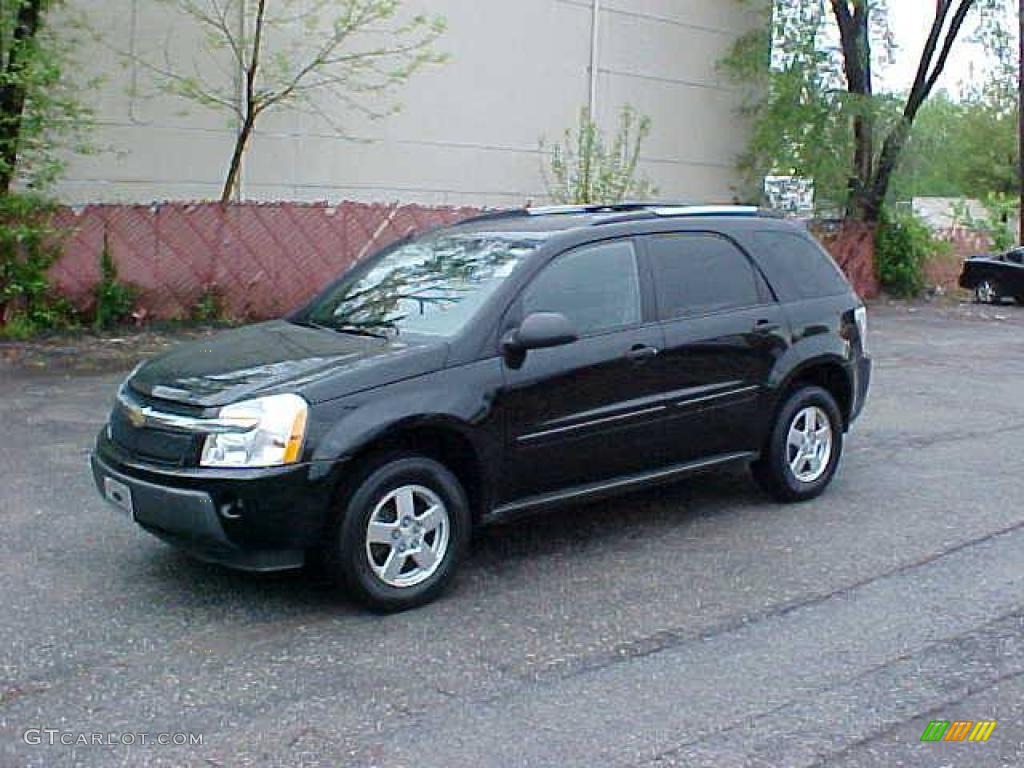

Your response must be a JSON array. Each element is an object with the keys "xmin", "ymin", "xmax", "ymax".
[{"xmin": 104, "ymin": 476, "xmax": 135, "ymax": 519}]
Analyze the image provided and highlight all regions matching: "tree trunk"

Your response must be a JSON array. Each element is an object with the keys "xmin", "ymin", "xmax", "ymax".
[
  {"xmin": 220, "ymin": 0, "xmax": 266, "ymax": 205},
  {"xmin": 0, "ymin": 0, "xmax": 43, "ymax": 196},
  {"xmin": 220, "ymin": 113, "xmax": 254, "ymax": 204},
  {"xmin": 832, "ymin": 1, "xmax": 875, "ymax": 220}
]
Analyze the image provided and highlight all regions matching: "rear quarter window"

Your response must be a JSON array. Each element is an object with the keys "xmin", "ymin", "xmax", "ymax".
[{"xmin": 751, "ymin": 230, "xmax": 851, "ymax": 302}]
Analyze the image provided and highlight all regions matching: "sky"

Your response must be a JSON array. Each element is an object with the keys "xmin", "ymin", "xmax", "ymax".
[{"xmin": 880, "ymin": 1, "xmax": 1013, "ymax": 94}]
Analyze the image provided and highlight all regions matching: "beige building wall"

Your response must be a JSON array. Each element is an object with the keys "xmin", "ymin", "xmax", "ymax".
[{"xmin": 56, "ymin": 0, "xmax": 763, "ymax": 207}]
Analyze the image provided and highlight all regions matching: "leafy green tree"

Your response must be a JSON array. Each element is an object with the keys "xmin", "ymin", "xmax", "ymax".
[
  {"xmin": 0, "ymin": 2, "xmax": 91, "ymax": 336},
  {"xmin": 955, "ymin": 90, "xmax": 1018, "ymax": 198},
  {"xmin": 134, "ymin": 0, "xmax": 446, "ymax": 203},
  {"xmin": 892, "ymin": 89, "xmax": 1017, "ymax": 201},
  {"xmin": 0, "ymin": 0, "xmax": 92, "ymax": 194},
  {"xmin": 722, "ymin": 0, "xmax": 1009, "ymax": 222},
  {"xmin": 888, "ymin": 94, "xmax": 967, "ymax": 200},
  {"xmin": 541, "ymin": 106, "xmax": 657, "ymax": 206}
]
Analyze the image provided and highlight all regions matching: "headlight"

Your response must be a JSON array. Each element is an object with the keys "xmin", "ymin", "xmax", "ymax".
[{"xmin": 200, "ymin": 393, "xmax": 309, "ymax": 468}]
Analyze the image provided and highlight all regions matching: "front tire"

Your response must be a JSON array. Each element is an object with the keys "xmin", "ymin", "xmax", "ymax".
[
  {"xmin": 751, "ymin": 386, "xmax": 844, "ymax": 503},
  {"xmin": 325, "ymin": 455, "xmax": 470, "ymax": 612}
]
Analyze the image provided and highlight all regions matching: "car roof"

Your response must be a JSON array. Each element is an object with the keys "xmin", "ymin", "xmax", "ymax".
[{"xmin": 445, "ymin": 204, "xmax": 787, "ymax": 239}]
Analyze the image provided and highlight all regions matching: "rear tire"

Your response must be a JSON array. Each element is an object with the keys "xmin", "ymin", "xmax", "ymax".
[
  {"xmin": 324, "ymin": 454, "xmax": 470, "ymax": 612},
  {"xmin": 751, "ymin": 386, "xmax": 844, "ymax": 503}
]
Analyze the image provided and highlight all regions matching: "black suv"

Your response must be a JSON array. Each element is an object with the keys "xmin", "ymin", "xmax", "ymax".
[{"xmin": 91, "ymin": 205, "xmax": 871, "ymax": 610}]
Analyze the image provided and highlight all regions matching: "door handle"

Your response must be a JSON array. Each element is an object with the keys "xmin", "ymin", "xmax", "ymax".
[
  {"xmin": 626, "ymin": 345, "xmax": 660, "ymax": 363},
  {"xmin": 753, "ymin": 320, "xmax": 781, "ymax": 334}
]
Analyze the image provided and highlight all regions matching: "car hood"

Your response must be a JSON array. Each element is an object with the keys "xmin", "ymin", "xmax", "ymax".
[{"xmin": 128, "ymin": 320, "xmax": 448, "ymax": 408}]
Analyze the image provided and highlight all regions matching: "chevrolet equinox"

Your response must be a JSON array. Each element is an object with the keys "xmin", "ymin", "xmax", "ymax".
[{"xmin": 91, "ymin": 204, "xmax": 872, "ymax": 611}]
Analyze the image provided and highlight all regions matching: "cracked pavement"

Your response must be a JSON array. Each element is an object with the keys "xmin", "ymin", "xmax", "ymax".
[{"xmin": 1, "ymin": 303, "xmax": 1023, "ymax": 767}]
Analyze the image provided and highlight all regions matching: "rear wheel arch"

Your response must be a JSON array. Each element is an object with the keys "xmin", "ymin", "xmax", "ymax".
[
  {"xmin": 751, "ymin": 384, "xmax": 844, "ymax": 503},
  {"xmin": 775, "ymin": 359, "xmax": 854, "ymax": 431}
]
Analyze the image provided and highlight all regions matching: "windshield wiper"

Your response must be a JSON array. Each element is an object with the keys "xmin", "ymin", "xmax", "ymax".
[
  {"xmin": 331, "ymin": 324, "xmax": 391, "ymax": 339},
  {"xmin": 295, "ymin": 318, "xmax": 393, "ymax": 339}
]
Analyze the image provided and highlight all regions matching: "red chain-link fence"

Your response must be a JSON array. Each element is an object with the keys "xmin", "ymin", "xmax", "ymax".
[
  {"xmin": 48, "ymin": 202, "xmax": 481, "ymax": 321},
  {"xmin": 41, "ymin": 202, "xmax": 884, "ymax": 322},
  {"xmin": 810, "ymin": 221, "xmax": 880, "ymax": 299}
]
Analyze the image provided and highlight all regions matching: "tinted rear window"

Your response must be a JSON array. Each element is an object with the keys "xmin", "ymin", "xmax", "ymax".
[{"xmin": 751, "ymin": 231, "xmax": 850, "ymax": 301}]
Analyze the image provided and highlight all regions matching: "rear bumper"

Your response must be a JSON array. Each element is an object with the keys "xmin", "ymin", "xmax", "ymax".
[
  {"xmin": 91, "ymin": 432, "xmax": 339, "ymax": 571},
  {"xmin": 850, "ymin": 356, "xmax": 872, "ymax": 424}
]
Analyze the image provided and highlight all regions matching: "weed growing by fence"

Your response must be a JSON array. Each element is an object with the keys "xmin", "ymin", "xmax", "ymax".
[{"xmin": 0, "ymin": 194, "xmax": 76, "ymax": 337}]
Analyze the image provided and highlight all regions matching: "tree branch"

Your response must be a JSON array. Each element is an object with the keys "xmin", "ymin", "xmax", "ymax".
[{"xmin": 904, "ymin": 0, "xmax": 953, "ymax": 117}]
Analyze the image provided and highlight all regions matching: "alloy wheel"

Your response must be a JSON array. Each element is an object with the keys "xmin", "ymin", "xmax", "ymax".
[
  {"xmin": 365, "ymin": 484, "xmax": 450, "ymax": 588},
  {"xmin": 786, "ymin": 406, "xmax": 833, "ymax": 484}
]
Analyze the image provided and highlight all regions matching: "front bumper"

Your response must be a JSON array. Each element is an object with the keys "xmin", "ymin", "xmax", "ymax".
[{"xmin": 91, "ymin": 432, "xmax": 339, "ymax": 571}]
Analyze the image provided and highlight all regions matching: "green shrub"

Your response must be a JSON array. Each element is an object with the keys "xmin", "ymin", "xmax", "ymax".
[
  {"xmin": 951, "ymin": 194, "xmax": 1018, "ymax": 253},
  {"xmin": 875, "ymin": 209, "xmax": 947, "ymax": 298},
  {"xmin": 0, "ymin": 193, "xmax": 77, "ymax": 335},
  {"xmin": 0, "ymin": 313, "xmax": 39, "ymax": 340},
  {"xmin": 190, "ymin": 284, "xmax": 225, "ymax": 323},
  {"xmin": 93, "ymin": 232, "xmax": 138, "ymax": 330}
]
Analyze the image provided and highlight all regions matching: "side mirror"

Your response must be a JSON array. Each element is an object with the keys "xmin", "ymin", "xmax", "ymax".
[{"xmin": 504, "ymin": 312, "xmax": 578, "ymax": 353}]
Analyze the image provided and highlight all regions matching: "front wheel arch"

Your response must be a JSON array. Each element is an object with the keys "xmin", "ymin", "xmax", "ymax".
[{"xmin": 323, "ymin": 452, "xmax": 472, "ymax": 611}]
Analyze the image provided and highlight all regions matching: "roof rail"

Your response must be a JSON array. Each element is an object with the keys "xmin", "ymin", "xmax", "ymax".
[
  {"xmin": 457, "ymin": 203, "xmax": 665, "ymax": 225},
  {"xmin": 455, "ymin": 208, "xmax": 532, "ymax": 225},
  {"xmin": 525, "ymin": 203, "xmax": 658, "ymax": 216},
  {"xmin": 649, "ymin": 205, "xmax": 760, "ymax": 218},
  {"xmin": 523, "ymin": 203, "xmax": 761, "ymax": 218},
  {"xmin": 458, "ymin": 203, "xmax": 765, "ymax": 227}
]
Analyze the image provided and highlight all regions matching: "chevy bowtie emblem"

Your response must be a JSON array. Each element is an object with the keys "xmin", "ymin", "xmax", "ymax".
[{"xmin": 127, "ymin": 404, "xmax": 146, "ymax": 428}]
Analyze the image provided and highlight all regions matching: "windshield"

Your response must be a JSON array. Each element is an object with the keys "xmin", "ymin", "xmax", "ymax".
[{"xmin": 303, "ymin": 231, "xmax": 541, "ymax": 337}]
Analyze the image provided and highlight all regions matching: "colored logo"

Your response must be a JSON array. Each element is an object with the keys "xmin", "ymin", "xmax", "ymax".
[{"xmin": 920, "ymin": 720, "xmax": 997, "ymax": 743}]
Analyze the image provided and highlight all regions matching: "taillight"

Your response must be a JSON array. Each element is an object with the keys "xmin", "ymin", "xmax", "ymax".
[{"xmin": 854, "ymin": 306, "xmax": 869, "ymax": 357}]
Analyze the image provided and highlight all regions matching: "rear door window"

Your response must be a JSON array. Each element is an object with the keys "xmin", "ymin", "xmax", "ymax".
[{"xmin": 644, "ymin": 233, "xmax": 765, "ymax": 320}]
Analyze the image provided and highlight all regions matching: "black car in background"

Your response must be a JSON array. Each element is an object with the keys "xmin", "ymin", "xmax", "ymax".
[
  {"xmin": 91, "ymin": 204, "xmax": 872, "ymax": 611},
  {"xmin": 960, "ymin": 248, "xmax": 1024, "ymax": 304}
]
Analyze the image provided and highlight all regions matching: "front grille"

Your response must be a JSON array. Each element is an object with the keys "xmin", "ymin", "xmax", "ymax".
[{"xmin": 110, "ymin": 390, "xmax": 203, "ymax": 466}]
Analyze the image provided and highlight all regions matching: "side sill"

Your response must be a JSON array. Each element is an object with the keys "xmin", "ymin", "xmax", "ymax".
[{"xmin": 484, "ymin": 451, "xmax": 757, "ymax": 525}]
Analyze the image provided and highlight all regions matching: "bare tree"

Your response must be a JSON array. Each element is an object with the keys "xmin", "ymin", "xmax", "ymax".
[{"xmin": 135, "ymin": 0, "xmax": 446, "ymax": 203}]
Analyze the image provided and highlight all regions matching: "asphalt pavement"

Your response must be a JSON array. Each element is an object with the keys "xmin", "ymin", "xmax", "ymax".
[{"xmin": 2, "ymin": 302, "xmax": 1023, "ymax": 768}]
